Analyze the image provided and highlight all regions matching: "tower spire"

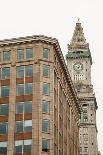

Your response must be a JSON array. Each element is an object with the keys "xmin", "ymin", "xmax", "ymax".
[{"xmin": 68, "ymin": 19, "xmax": 89, "ymax": 50}]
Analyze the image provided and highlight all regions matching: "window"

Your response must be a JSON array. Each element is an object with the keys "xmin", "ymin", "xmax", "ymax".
[
  {"xmin": 0, "ymin": 104, "xmax": 9, "ymax": 115},
  {"xmin": 16, "ymin": 83, "xmax": 32, "ymax": 96},
  {"xmin": 15, "ymin": 139, "xmax": 32, "ymax": 153},
  {"xmin": 16, "ymin": 101, "xmax": 32, "ymax": 114},
  {"xmin": 1, "ymin": 86, "xmax": 10, "ymax": 97},
  {"xmin": 43, "ymin": 83, "xmax": 50, "ymax": 95},
  {"xmin": 17, "ymin": 49, "xmax": 24, "ymax": 61},
  {"xmin": 0, "ymin": 141, "xmax": 7, "ymax": 154},
  {"xmin": 26, "ymin": 48, "xmax": 33, "ymax": 59},
  {"xmin": 0, "ymin": 122, "xmax": 8, "ymax": 134},
  {"xmin": 16, "ymin": 65, "xmax": 33, "ymax": 78},
  {"xmin": 15, "ymin": 120, "xmax": 32, "ymax": 133},
  {"xmin": 43, "ymin": 48, "xmax": 49, "ymax": 59},
  {"xmin": 42, "ymin": 119, "xmax": 50, "ymax": 133},
  {"xmin": 2, "ymin": 67, "xmax": 10, "ymax": 79},
  {"xmin": 42, "ymin": 100, "xmax": 49, "ymax": 113},
  {"xmin": 43, "ymin": 65, "xmax": 50, "ymax": 77},
  {"xmin": 42, "ymin": 139, "xmax": 50, "ymax": 152},
  {"xmin": 3, "ymin": 51, "xmax": 11, "ymax": 61}
]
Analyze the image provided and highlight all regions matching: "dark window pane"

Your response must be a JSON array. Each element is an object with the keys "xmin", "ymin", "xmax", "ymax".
[
  {"xmin": 15, "ymin": 140, "xmax": 23, "ymax": 153},
  {"xmin": 0, "ymin": 104, "xmax": 9, "ymax": 115},
  {"xmin": 23, "ymin": 139, "xmax": 32, "ymax": 152},
  {"xmin": 24, "ymin": 120, "xmax": 32, "ymax": 132},
  {"xmin": 2, "ymin": 67, "xmax": 10, "ymax": 79},
  {"xmin": 25, "ymin": 83, "xmax": 32, "ymax": 95},
  {"xmin": 42, "ymin": 139, "xmax": 50, "ymax": 152},
  {"xmin": 16, "ymin": 102, "xmax": 23, "ymax": 114},
  {"xmin": 42, "ymin": 100, "xmax": 49, "ymax": 113},
  {"xmin": 1, "ymin": 86, "xmax": 9, "ymax": 97},
  {"xmin": 0, "ymin": 123, "xmax": 8, "ymax": 134},
  {"xmin": 15, "ymin": 121, "xmax": 23, "ymax": 133},
  {"xmin": 25, "ymin": 65, "xmax": 33, "ymax": 77},
  {"xmin": 42, "ymin": 120, "xmax": 49, "ymax": 132},
  {"xmin": 17, "ymin": 49, "xmax": 24, "ymax": 61},
  {"xmin": 43, "ymin": 83, "xmax": 50, "ymax": 95},
  {"xmin": 16, "ymin": 84, "xmax": 24, "ymax": 96},
  {"xmin": 24, "ymin": 101, "xmax": 32, "ymax": 113},
  {"xmin": 26, "ymin": 48, "xmax": 33, "ymax": 59},
  {"xmin": 3, "ymin": 51, "xmax": 11, "ymax": 61},
  {"xmin": 43, "ymin": 48, "xmax": 49, "ymax": 59},
  {"xmin": 0, "ymin": 142, "xmax": 7, "ymax": 154},
  {"xmin": 16, "ymin": 66, "xmax": 24, "ymax": 78},
  {"xmin": 43, "ymin": 65, "xmax": 50, "ymax": 77}
]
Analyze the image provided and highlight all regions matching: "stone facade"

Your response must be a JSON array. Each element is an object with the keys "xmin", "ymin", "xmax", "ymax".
[
  {"xmin": 66, "ymin": 20, "xmax": 98, "ymax": 155},
  {"xmin": 0, "ymin": 35, "xmax": 80, "ymax": 155}
]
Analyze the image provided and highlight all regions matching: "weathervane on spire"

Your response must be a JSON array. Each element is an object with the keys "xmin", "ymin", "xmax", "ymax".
[{"xmin": 77, "ymin": 18, "xmax": 80, "ymax": 23}]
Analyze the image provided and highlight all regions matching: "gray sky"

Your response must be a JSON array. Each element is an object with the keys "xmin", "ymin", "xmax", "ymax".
[{"xmin": 0, "ymin": 0, "xmax": 103, "ymax": 153}]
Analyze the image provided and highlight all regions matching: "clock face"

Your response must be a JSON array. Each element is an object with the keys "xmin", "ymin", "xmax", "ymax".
[{"xmin": 73, "ymin": 62, "xmax": 83, "ymax": 71}]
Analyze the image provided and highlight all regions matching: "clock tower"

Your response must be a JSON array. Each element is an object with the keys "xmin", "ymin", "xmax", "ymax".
[{"xmin": 66, "ymin": 19, "xmax": 98, "ymax": 155}]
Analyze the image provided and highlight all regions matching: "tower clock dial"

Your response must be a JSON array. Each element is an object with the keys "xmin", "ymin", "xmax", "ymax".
[{"xmin": 73, "ymin": 62, "xmax": 83, "ymax": 71}]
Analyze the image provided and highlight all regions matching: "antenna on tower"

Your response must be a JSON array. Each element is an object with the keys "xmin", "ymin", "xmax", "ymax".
[{"xmin": 77, "ymin": 18, "xmax": 80, "ymax": 23}]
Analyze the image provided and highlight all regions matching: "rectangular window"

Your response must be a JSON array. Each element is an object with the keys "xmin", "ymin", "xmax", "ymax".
[
  {"xmin": 16, "ymin": 84, "xmax": 24, "ymax": 96},
  {"xmin": 25, "ymin": 65, "xmax": 33, "ymax": 77},
  {"xmin": 3, "ymin": 51, "xmax": 11, "ymax": 61},
  {"xmin": 43, "ymin": 83, "xmax": 50, "ymax": 95},
  {"xmin": 43, "ymin": 65, "xmax": 50, "ymax": 77},
  {"xmin": 2, "ymin": 67, "xmax": 10, "ymax": 79},
  {"xmin": 16, "ymin": 65, "xmax": 33, "ymax": 78},
  {"xmin": 24, "ymin": 120, "xmax": 32, "ymax": 132},
  {"xmin": 25, "ymin": 83, "xmax": 33, "ymax": 95},
  {"xmin": 26, "ymin": 48, "xmax": 33, "ymax": 59},
  {"xmin": 42, "ymin": 100, "xmax": 49, "ymax": 113},
  {"xmin": 15, "ymin": 121, "xmax": 23, "ymax": 133},
  {"xmin": 42, "ymin": 119, "xmax": 50, "ymax": 133},
  {"xmin": 16, "ymin": 66, "xmax": 24, "ymax": 78},
  {"xmin": 15, "ymin": 139, "xmax": 32, "ymax": 153},
  {"xmin": 43, "ymin": 48, "xmax": 49, "ymax": 59},
  {"xmin": 17, "ymin": 49, "xmax": 24, "ymax": 61},
  {"xmin": 0, "ymin": 104, "xmax": 9, "ymax": 115},
  {"xmin": 0, "ymin": 122, "xmax": 8, "ymax": 134},
  {"xmin": 0, "ymin": 141, "xmax": 7, "ymax": 154},
  {"xmin": 1, "ymin": 86, "xmax": 10, "ymax": 97},
  {"xmin": 16, "ymin": 101, "xmax": 32, "ymax": 114},
  {"xmin": 42, "ymin": 139, "xmax": 50, "ymax": 152}
]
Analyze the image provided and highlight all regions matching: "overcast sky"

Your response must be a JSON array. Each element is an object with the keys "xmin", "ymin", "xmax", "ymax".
[{"xmin": 0, "ymin": 0, "xmax": 103, "ymax": 154}]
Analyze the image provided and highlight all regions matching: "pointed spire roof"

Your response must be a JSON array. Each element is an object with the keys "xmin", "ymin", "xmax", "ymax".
[{"xmin": 68, "ymin": 19, "xmax": 89, "ymax": 50}]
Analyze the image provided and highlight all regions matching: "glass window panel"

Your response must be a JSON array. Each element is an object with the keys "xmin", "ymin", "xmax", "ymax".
[
  {"xmin": 43, "ymin": 48, "xmax": 49, "ymax": 59},
  {"xmin": 0, "ymin": 104, "xmax": 9, "ymax": 115},
  {"xmin": 24, "ymin": 101, "xmax": 32, "ymax": 113},
  {"xmin": 16, "ymin": 66, "xmax": 24, "ymax": 78},
  {"xmin": 1, "ymin": 86, "xmax": 10, "ymax": 97},
  {"xmin": 0, "ymin": 142, "xmax": 7, "ymax": 154},
  {"xmin": 16, "ymin": 102, "xmax": 23, "ymax": 114},
  {"xmin": 2, "ymin": 67, "xmax": 10, "ymax": 79},
  {"xmin": 25, "ymin": 83, "xmax": 32, "ymax": 95},
  {"xmin": 0, "ymin": 122, "xmax": 8, "ymax": 134},
  {"xmin": 42, "ymin": 119, "xmax": 49, "ymax": 132},
  {"xmin": 24, "ymin": 139, "xmax": 32, "ymax": 152},
  {"xmin": 25, "ymin": 65, "xmax": 33, "ymax": 77},
  {"xmin": 3, "ymin": 51, "xmax": 11, "ymax": 61},
  {"xmin": 15, "ymin": 140, "xmax": 23, "ymax": 153},
  {"xmin": 15, "ymin": 121, "xmax": 23, "ymax": 133},
  {"xmin": 42, "ymin": 100, "xmax": 49, "ymax": 113},
  {"xmin": 26, "ymin": 48, "xmax": 33, "ymax": 59},
  {"xmin": 42, "ymin": 139, "xmax": 50, "ymax": 152},
  {"xmin": 43, "ymin": 83, "xmax": 50, "ymax": 95},
  {"xmin": 16, "ymin": 84, "xmax": 24, "ymax": 96},
  {"xmin": 17, "ymin": 49, "xmax": 24, "ymax": 61},
  {"xmin": 43, "ymin": 65, "xmax": 50, "ymax": 77},
  {"xmin": 24, "ymin": 120, "xmax": 32, "ymax": 132}
]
